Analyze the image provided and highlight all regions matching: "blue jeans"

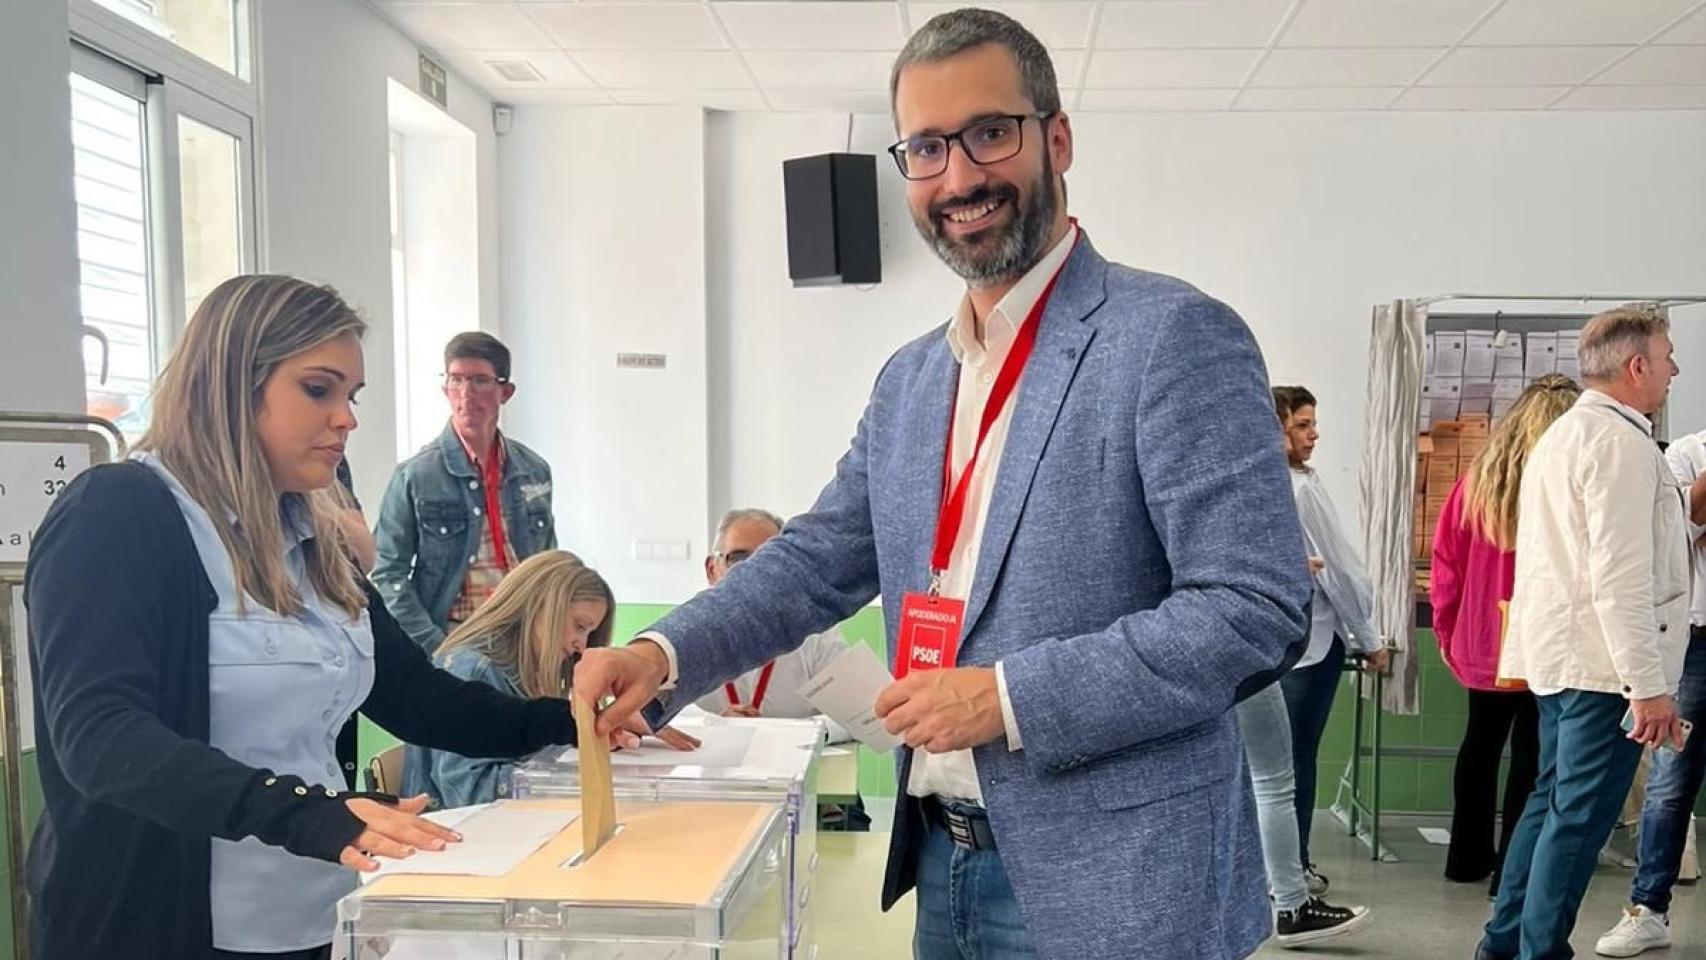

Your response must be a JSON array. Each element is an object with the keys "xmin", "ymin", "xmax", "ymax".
[
  {"xmin": 1632, "ymin": 630, "xmax": 1706, "ymax": 913},
  {"xmin": 1280, "ymin": 636, "xmax": 1346, "ymax": 869},
  {"xmin": 913, "ymin": 813, "xmax": 1039, "ymax": 960},
  {"xmin": 1237, "ymin": 682, "xmax": 1309, "ymax": 911},
  {"xmin": 1481, "ymin": 690, "xmax": 1644, "ymax": 960}
]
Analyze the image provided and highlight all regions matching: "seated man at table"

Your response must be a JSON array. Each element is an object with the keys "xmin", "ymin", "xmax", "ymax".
[
  {"xmin": 694, "ymin": 508, "xmax": 855, "ymax": 742},
  {"xmin": 695, "ymin": 508, "xmax": 868, "ymax": 829}
]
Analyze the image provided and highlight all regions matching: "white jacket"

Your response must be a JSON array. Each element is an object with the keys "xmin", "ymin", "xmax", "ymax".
[{"xmin": 1500, "ymin": 390, "xmax": 1691, "ymax": 699}]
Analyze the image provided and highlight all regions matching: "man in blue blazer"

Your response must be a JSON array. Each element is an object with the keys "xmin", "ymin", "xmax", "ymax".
[{"xmin": 577, "ymin": 9, "xmax": 1311, "ymax": 959}]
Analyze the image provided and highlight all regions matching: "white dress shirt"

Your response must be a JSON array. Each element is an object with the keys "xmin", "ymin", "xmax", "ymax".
[
  {"xmin": 1664, "ymin": 430, "xmax": 1706, "ymax": 627},
  {"xmin": 905, "ymin": 223, "xmax": 1080, "ymax": 803}
]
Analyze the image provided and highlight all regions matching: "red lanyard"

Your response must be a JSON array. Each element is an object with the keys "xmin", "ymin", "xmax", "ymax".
[
  {"xmin": 476, "ymin": 442, "xmax": 511, "ymax": 572},
  {"xmin": 928, "ymin": 241, "xmax": 1075, "ymax": 593},
  {"xmin": 724, "ymin": 662, "xmax": 776, "ymax": 710}
]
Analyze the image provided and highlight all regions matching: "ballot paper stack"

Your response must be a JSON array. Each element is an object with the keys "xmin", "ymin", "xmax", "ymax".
[{"xmin": 514, "ymin": 716, "xmax": 825, "ymax": 959}]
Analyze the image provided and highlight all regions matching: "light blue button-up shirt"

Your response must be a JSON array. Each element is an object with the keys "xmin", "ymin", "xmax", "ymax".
[{"xmin": 137, "ymin": 454, "xmax": 376, "ymax": 952}]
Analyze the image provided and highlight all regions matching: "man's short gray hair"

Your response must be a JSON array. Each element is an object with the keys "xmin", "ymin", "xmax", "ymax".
[
  {"xmin": 1578, "ymin": 304, "xmax": 1670, "ymax": 384},
  {"xmin": 889, "ymin": 8, "xmax": 1061, "ymax": 123},
  {"xmin": 714, "ymin": 508, "xmax": 785, "ymax": 552}
]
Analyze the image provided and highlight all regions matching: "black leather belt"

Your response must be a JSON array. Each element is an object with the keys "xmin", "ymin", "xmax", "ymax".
[{"xmin": 923, "ymin": 797, "xmax": 997, "ymax": 851}]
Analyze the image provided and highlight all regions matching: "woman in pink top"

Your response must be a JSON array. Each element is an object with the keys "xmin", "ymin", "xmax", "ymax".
[{"xmin": 1431, "ymin": 373, "xmax": 1580, "ymax": 889}]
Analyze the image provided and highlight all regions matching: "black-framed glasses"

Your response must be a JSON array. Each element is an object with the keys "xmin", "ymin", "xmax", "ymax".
[
  {"xmin": 443, "ymin": 373, "xmax": 510, "ymax": 394},
  {"xmin": 887, "ymin": 112, "xmax": 1053, "ymax": 181}
]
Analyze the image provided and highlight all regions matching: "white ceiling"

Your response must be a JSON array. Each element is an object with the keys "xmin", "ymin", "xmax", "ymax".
[{"xmin": 366, "ymin": 0, "xmax": 1706, "ymax": 113}]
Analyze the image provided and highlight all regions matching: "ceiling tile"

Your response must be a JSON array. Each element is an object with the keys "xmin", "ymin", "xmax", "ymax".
[
  {"xmin": 526, "ymin": 4, "xmax": 726, "ymax": 50},
  {"xmin": 1595, "ymin": 45, "xmax": 1706, "ymax": 84},
  {"xmin": 1251, "ymin": 47, "xmax": 1441, "ymax": 87},
  {"xmin": 1234, "ymin": 86, "xmax": 1401, "ymax": 110},
  {"xmin": 744, "ymin": 51, "xmax": 894, "ymax": 89},
  {"xmin": 569, "ymin": 49, "xmax": 753, "ymax": 87},
  {"xmin": 492, "ymin": 88, "xmax": 617, "ymax": 106},
  {"xmin": 1094, "ymin": 0, "xmax": 1290, "ymax": 49},
  {"xmin": 1553, "ymin": 83, "xmax": 1706, "ymax": 109},
  {"xmin": 1655, "ymin": 6, "xmax": 1706, "ymax": 43},
  {"xmin": 1468, "ymin": 0, "xmax": 1701, "ymax": 46},
  {"xmin": 438, "ymin": 48, "xmax": 600, "ymax": 88},
  {"xmin": 910, "ymin": 3, "xmax": 1095, "ymax": 50},
  {"xmin": 1421, "ymin": 46, "xmax": 1629, "ymax": 86},
  {"xmin": 1392, "ymin": 85, "xmax": 1569, "ymax": 110},
  {"xmin": 1085, "ymin": 49, "xmax": 1261, "ymax": 87},
  {"xmin": 1076, "ymin": 88, "xmax": 1235, "ymax": 111},
  {"xmin": 608, "ymin": 88, "xmax": 771, "ymax": 110},
  {"xmin": 384, "ymin": 4, "xmax": 557, "ymax": 50},
  {"xmin": 715, "ymin": 3, "xmax": 904, "ymax": 50},
  {"xmin": 1280, "ymin": 0, "xmax": 1491, "ymax": 48},
  {"xmin": 764, "ymin": 88, "xmax": 894, "ymax": 113}
]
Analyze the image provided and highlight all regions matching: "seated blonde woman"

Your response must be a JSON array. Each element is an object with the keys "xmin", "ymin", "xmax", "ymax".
[{"xmin": 403, "ymin": 550, "xmax": 694, "ymax": 807}]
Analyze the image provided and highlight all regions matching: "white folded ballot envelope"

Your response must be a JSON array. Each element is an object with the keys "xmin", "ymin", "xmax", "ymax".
[{"xmin": 798, "ymin": 643, "xmax": 902, "ymax": 753}]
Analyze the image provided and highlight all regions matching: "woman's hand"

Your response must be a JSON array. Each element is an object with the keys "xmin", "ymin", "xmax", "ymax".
[{"xmin": 339, "ymin": 794, "xmax": 461, "ymax": 872}]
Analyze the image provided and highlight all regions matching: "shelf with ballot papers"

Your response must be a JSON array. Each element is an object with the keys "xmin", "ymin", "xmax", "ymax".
[
  {"xmin": 513, "ymin": 714, "xmax": 825, "ymax": 956},
  {"xmin": 336, "ymin": 798, "xmax": 788, "ymax": 960}
]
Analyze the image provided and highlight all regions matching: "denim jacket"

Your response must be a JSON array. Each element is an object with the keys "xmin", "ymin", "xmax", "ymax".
[
  {"xmin": 372, "ymin": 423, "xmax": 556, "ymax": 654},
  {"xmin": 401, "ymin": 646, "xmax": 528, "ymax": 808}
]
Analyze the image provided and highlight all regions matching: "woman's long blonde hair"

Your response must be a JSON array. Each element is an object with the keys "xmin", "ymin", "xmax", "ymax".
[
  {"xmin": 135, "ymin": 275, "xmax": 368, "ymax": 618},
  {"xmin": 1461, "ymin": 373, "xmax": 1582, "ymax": 551},
  {"xmin": 435, "ymin": 551, "xmax": 615, "ymax": 698}
]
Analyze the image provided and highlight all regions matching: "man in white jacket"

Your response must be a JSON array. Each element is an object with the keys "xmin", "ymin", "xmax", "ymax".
[{"xmin": 1478, "ymin": 306, "xmax": 1691, "ymax": 960}]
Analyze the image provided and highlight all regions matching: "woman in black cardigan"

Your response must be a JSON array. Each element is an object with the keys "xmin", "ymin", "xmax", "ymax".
[{"xmin": 24, "ymin": 276, "xmax": 598, "ymax": 959}]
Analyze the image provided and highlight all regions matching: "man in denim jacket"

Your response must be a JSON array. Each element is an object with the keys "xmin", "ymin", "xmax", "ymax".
[{"xmin": 373, "ymin": 332, "xmax": 556, "ymax": 654}]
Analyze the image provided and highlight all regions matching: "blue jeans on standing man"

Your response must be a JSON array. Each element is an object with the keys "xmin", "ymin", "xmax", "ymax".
[
  {"xmin": 1631, "ymin": 629, "xmax": 1706, "ymax": 914},
  {"xmin": 1480, "ymin": 690, "xmax": 1644, "ymax": 960},
  {"xmin": 913, "ymin": 804, "xmax": 1039, "ymax": 960}
]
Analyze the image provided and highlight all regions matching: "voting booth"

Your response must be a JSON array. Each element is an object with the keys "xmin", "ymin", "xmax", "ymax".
[
  {"xmin": 514, "ymin": 715, "xmax": 824, "ymax": 958},
  {"xmin": 336, "ymin": 798, "xmax": 789, "ymax": 960}
]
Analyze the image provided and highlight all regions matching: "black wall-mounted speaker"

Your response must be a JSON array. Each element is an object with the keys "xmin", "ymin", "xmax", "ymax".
[{"xmin": 782, "ymin": 152, "xmax": 881, "ymax": 287}]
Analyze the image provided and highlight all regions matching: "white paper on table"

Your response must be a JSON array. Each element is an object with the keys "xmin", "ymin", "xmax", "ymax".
[
  {"xmin": 1418, "ymin": 827, "xmax": 1452, "ymax": 846},
  {"xmin": 798, "ymin": 643, "xmax": 901, "ymax": 753},
  {"xmin": 368, "ymin": 804, "xmax": 578, "ymax": 878},
  {"xmin": 1464, "ymin": 331, "xmax": 1497, "ymax": 380},
  {"xmin": 1433, "ymin": 332, "xmax": 1467, "ymax": 378},
  {"xmin": 1494, "ymin": 334, "xmax": 1525, "ymax": 379},
  {"xmin": 1525, "ymin": 332, "xmax": 1558, "ymax": 378}
]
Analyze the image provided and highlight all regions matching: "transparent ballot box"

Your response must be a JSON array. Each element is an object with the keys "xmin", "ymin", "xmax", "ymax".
[
  {"xmin": 336, "ymin": 799, "xmax": 787, "ymax": 960},
  {"xmin": 512, "ymin": 716, "xmax": 824, "ymax": 955}
]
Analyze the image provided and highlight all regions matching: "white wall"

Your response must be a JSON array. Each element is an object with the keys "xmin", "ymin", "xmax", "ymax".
[
  {"xmin": 703, "ymin": 109, "xmax": 1706, "ymax": 540},
  {"xmin": 259, "ymin": 0, "xmax": 503, "ymax": 510},
  {"xmin": 389, "ymin": 79, "xmax": 480, "ymax": 459},
  {"xmin": 0, "ymin": 1, "xmax": 84, "ymax": 416},
  {"xmin": 504, "ymin": 106, "xmax": 1706, "ymax": 603},
  {"xmin": 500, "ymin": 106, "xmax": 711, "ymax": 603}
]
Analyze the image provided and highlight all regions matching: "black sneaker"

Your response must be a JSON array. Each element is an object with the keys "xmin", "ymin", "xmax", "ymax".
[{"xmin": 1276, "ymin": 897, "xmax": 1370, "ymax": 948}]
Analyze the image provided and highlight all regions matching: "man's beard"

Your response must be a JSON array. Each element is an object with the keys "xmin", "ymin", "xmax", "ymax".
[{"xmin": 914, "ymin": 152, "xmax": 1059, "ymax": 288}]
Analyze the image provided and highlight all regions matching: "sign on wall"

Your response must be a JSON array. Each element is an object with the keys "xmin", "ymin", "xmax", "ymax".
[
  {"xmin": 0, "ymin": 442, "xmax": 91, "ymax": 564},
  {"xmin": 419, "ymin": 52, "xmax": 448, "ymax": 109}
]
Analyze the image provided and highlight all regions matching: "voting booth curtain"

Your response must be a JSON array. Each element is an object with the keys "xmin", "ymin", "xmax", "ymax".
[{"xmin": 1359, "ymin": 299, "xmax": 1427, "ymax": 714}]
